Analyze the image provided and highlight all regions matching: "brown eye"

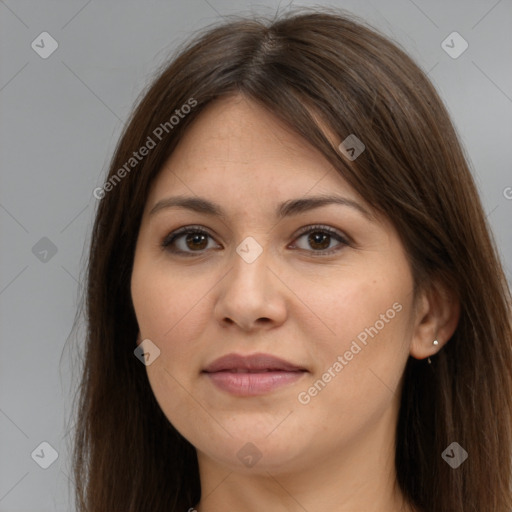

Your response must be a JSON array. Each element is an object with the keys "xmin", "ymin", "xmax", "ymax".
[
  {"xmin": 292, "ymin": 225, "xmax": 349, "ymax": 255},
  {"xmin": 183, "ymin": 232, "xmax": 209, "ymax": 251},
  {"xmin": 161, "ymin": 224, "xmax": 349, "ymax": 257},
  {"xmin": 307, "ymin": 232, "xmax": 331, "ymax": 250},
  {"xmin": 162, "ymin": 227, "xmax": 218, "ymax": 255}
]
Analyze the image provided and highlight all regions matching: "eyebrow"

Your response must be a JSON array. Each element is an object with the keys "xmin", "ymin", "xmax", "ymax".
[{"xmin": 149, "ymin": 194, "xmax": 373, "ymax": 220}]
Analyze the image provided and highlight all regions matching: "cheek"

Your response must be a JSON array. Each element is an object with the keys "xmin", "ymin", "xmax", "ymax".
[
  {"xmin": 131, "ymin": 256, "xmax": 211, "ymax": 345},
  {"xmin": 295, "ymin": 266, "xmax": 412, "ymax": 404},
  {"xmin": 131, "ymin": 259, "xmax": 215, "ymax": 433},
  {"xmin": 131, "ymin": 270, "xmax": 209, "ymax": 430},
  {"xmin": 300, "ymin": 264, "xmax": 410, "ymax": 345}
]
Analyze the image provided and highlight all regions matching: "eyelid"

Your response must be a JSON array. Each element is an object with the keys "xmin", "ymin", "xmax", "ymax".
[
  {"xmin": 292, "ymin": 224, "xmax": 352, "ymax": 245},
  {"xmin": 161, "ymin": 224, "xmax": 351, "ymax": 256},
  {"xmin": 161, "ymin": 225, "xmax": 217, "ymax": 253},
  {"xmin": 288, "ymin": 224, "xmax": 351, "ymax": 255}
]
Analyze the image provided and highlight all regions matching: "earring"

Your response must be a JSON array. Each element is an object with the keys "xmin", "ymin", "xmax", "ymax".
[{"xmin": 428, "ymin": 339, "xmax": 439, "ymax": 364}]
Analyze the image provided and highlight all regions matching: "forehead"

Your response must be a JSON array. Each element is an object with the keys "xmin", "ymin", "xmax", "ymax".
[{"xmin": 146, "ymin": 95, "xmax": 365, "ymax": 208}]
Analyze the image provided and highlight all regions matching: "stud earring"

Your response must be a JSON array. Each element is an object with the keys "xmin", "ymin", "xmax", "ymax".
[{"xmin": 428, "ymin": 339, "xmax": 439, "ymax": 364}]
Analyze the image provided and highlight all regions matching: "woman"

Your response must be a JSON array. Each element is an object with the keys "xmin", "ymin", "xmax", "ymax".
[{"xmin": 70, "ymin": 7, "xmax": 512, "ymax": 511}]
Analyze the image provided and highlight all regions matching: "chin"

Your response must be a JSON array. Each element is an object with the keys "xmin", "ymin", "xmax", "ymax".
[{"xmin": 191, "ymin": 423, "xmax": 309, "ymax": 474}]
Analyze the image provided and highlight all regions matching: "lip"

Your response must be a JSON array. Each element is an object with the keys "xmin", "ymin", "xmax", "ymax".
[
  {"xmin": 202, "ymin": 353, "xmax": 307, "ymax": 396},
  {"xmin": 203, "ymin": 353, "xmax": 306, "ymax": 373}
]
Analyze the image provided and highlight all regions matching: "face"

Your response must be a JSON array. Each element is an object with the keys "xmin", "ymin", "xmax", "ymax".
[{"xmin": 131, "ymin": 95, "xmax": 419, "ymax": 474}]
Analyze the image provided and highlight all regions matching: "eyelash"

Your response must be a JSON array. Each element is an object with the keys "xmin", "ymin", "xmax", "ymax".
[{"xmin": 160, "ymin": 224, "xmax": 351, "ymax": 257}]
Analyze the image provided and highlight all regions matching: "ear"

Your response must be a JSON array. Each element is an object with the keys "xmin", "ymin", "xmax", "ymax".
[
  {"xmin": 136, "ymin": 331, "xmax": 142, "ymax": 346},
  {"xmin": 409, "ymin": 279, "xmax": 460, "ymax": 360}
]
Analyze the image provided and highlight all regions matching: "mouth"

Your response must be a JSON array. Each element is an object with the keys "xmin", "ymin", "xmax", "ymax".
[{"xmin": 202, "ymin": 353, "xmax": 308, "ymax": 396}]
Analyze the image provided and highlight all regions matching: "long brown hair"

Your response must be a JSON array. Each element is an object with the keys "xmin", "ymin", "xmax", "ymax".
[{"xmin": 67, "ymin": 7, "xmax": 512, "ymax": 511}]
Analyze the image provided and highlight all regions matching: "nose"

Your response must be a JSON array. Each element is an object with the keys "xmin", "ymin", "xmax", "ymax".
[{"xmin": 213, "ymin": 244, "xmax": 288, "ymax": 332}]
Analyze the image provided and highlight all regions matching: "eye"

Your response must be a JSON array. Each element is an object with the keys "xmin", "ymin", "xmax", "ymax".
[
  {"xmin": 290, "ymin": 225, "xmax": 350, "ymax": 255},
  {"xmin": 161, "ymin": 224, "xmax": 350, "ymax": 256},
  {"xmin": 161, "ymin": 226, "xmax": 219, "ymax": 256}
]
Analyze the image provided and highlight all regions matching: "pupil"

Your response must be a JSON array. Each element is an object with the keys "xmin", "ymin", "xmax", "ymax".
[
  {"xmin": 309, "ymin": 232, "xmax": 330, "ymax": 250},
  {"xmin": 186, "ymin": 233, "xmax": 207, "ymax": 250},
  {"xmin": 183, "ymin": 232, "xmax": 331, "ymax": 251}
]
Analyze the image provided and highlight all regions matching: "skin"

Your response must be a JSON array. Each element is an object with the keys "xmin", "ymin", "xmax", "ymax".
[{"xmin": 130, "ymin": 94, "xmax": 459, "ymax": 512}]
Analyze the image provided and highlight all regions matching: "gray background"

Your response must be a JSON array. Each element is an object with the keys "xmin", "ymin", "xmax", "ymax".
[{"xmin": 1, "ymin": 0, "xmax": 511, "ymax": 510}]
